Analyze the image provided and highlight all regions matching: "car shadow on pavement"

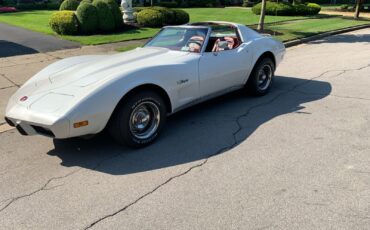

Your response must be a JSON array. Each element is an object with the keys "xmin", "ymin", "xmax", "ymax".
[
  {"xmin": 0, "ymin": 40, "xmax": 38, "ymax": 58},
  {"xmin": 48, "ymin": 76, "xmax": 332, "ymax": 175}
]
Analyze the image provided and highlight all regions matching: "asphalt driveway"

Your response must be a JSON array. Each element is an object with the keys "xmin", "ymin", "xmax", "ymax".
[
  {"xmin": 0, "ymin": 23, "xmax": 79, "ymax": 58},
  {"xmin": 0, "ymin": 29, "xmax": 370, "ymax": 229}
]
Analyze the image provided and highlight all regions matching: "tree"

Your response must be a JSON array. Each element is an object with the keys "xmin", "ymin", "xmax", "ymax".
[
  {"xmin": 257, "ymin": 0, "xmax": 267, "ymax": 31},
  {"xmin": 354, "ymin": 0, "xmax": 362, "ymax": 19}
]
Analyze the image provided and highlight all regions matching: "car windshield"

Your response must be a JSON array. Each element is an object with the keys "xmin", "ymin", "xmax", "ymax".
[{"xmin": 145, "ymin": 27, "xmax": 209, "ymax": 53}]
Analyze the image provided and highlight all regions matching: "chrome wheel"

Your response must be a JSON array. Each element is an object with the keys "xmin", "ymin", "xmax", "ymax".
[
  {"xmin": 129, "ymin": 101, "xmax": 160, "ymax": 140},
  {"xmin": 257, "ymin": 64, "xmax": 273, "ymax": 91}
]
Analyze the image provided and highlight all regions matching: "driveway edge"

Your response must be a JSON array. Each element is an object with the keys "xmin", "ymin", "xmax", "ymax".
[{"xmin": 283, "ymin": 24, "xmax": 370, "ymax": 47}]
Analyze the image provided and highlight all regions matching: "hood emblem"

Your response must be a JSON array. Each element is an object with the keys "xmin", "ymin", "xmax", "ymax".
[{"xmin": 20, "ymin": 96, "xmax": 28, "ymax": 102}]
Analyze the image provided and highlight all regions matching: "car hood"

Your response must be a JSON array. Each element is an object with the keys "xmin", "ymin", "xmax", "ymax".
[
  {"xmin": 50, "ymin": 47, "xmax": 189, "ymax": 88},
  {"xmin": 10, "ymin": 47, "xmax": 191, "ymax": 108}
]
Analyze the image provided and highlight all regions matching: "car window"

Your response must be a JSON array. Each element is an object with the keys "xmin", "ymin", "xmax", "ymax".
[
  {"xmin": 205, "ymin": 25, "xmax": 241, "ymax": 52},
  {"xmin": 145, "ymin": 27, "xmax": 209, "ymax": 53}
]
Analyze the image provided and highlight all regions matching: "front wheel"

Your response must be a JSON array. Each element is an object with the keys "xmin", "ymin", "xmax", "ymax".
[
  {"xmin": 246, "ymin": 57, "xmax": 275, "ymax": 96},
  {"xmin": 109, "ymin": 91, "xmax": 167, "ymax": 148}
]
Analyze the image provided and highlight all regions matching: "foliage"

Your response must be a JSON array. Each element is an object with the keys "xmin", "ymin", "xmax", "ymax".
[
  {"xmin": 76, "ymin": 3, "xmax": 98, "ymax": 33},
  {"xmin": 306, "ymin": 3, "xmax": 321, "ymax": 15},
  {"xmin": 49, "ymin": 10, "xmax": 78, "ymax": 35},
  {"xmin": 172, "ymin": 9, "xmax": 189, "ymax": 25},
  {"xmin": 102, "ymin": 0, "xmax": 123, "ymax": 29},
  {"xmin": 252, "ymin": 2, "xmax": 295, "ymax": 15},
  {"xmin": 252, "ymin": 2, "xmax": 321, "ymax": 16},
  {"xmin": 150, "ymin": 6, "xmax": 175, "ymax": 24},
  {"xmin": 92, "ymin": 0, "xmax": 115, "ymax": 32},
  {"xmin": 134, "ymin": 7, "xmax": 189, "ymax": 26},
  {"xmin": 136, "ymin": 8, "xmax": 165, "ymax": 27},
  {"xmin": 59, "ymin": 0, "xmax": 79, "ymax": 11},
  {"xmin": 80, "ymin": 0, "xmax": 92, "ymax": 3}
]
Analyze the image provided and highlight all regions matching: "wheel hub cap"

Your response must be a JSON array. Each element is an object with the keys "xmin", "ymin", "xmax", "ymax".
[
  {"xmin": 129, "ymin": 102, "xmax": 160, "ymax": 140},
  {"xmin": 258, "ymin": 64, "xmax": 272, "ymax": 91}
]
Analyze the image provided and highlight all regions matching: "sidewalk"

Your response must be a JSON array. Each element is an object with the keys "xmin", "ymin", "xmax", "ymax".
[{"xmin": 321, "ymin": 10, "xmax": 370, "ymax": 18}]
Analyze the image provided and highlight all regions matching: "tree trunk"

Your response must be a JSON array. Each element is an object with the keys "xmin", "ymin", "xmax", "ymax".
[
  {"xmin": 354, "ymin": 0, "xmax": 362, "ymax": 19},
  {"xmin": 257, "ymin": 0, "xmax": 267, "ymax": 31}
]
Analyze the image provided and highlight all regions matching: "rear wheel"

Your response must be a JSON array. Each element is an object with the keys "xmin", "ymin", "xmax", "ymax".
[
  {"xmin": 246, "ymin": 57, "xmax": 275, "ymax": 96},
  {"xmin": 109, "ymin": 91, "xmax": 167, "ymax": 148}
]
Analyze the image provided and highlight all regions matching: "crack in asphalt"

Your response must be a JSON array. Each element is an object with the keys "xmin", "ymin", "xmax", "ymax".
[
  {"xmin": 83, "ymin": 63, "xmax": 370, "ymax": 229},
  {"xmin": 0, "ymin": 169, "xmax": 82, "ymax": 214},
  {"xmin": 0, "ymin": 149, "xmax": 127, "ymax": 214}
]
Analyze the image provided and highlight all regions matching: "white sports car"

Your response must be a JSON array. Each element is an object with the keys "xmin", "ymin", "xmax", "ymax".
[{"xmin": 5, "ymin": 21, "xmax": 285, "ymax": 147}]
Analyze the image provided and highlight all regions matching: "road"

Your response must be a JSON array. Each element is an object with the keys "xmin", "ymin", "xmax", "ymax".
[
  {"xmin": 0, "ymin": 23, "xmax": 80, "ymax": 58},
  {"xmin": 0, "ymin": 29, "xmax": 370, "ymax": 229}
]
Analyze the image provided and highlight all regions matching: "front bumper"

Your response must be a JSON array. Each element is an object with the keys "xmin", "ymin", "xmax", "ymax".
[{"xmin": 5, "ymin": 116, "xmax": 70, "ymax": 139}]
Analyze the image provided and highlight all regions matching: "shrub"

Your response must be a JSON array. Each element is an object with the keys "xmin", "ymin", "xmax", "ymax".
[
  {"xmin": 76, "ymin": 3, "xmax": 98, "ymax": 33},
  {"xmin": 150, "ymin": 6, "xmax": 175, "ymax": 24},
  {"xmin": 49, "ymin": 10, "xmax": 79, "ymax": 35},
  {"xmin": 93, "ymin": 0, "xmax": 115, "ymax": 32},
  {"xmin": 137, "ymin": 8, "xmax": 165, "ymax": 27},
  {"xmin": 102, "ymin": 0, "xmax": 123, "ymax": 29},
  {"xmin": 252, "ymin": 2, "xmax": 321, "ymax": 16},
  {"xmin": 252, "ymin": 2, "xmax": 295, "ymax": 16},
  {"xmin": 59, "ymin": 0, "xmax": 79, "ymax": 10},
  {"xmin": 172, "ymin": 9, "xmax": 189, "ymax": 25},
  {"xmin": 134, "ymin": 6, "xmax": 145, "ymax": 13},
  {"xmin": 306, "ymin": 3, "xmax": 321, "ymax": 15}
]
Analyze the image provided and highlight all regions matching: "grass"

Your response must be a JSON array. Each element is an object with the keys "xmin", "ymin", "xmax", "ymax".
[
  {"xmin": 266, "ymin": 17, "xmax": 370, "ymax": 41},
  {"xmin": 183, "ymin": 7, "xmax": 313, "ymax": 24},
  {"xmin": 0, "ymin": 8, "xmax": 369, "ymax": 46}
]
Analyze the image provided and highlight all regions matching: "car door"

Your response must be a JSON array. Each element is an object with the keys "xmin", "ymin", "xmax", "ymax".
[
  {"xmin": 198, "ymin": 46, "xmax": 252, "ymax": 98},
  {"xmin": 198, "ymin": 26, "xmax": 253, "ymax": 98}
]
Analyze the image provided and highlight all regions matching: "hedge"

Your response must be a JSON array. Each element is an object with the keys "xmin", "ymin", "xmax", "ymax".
[
  {"xmin": 135, "ymin": 7, "xmax": 189, "ymax": 27},
  {"xmin": 252, "ymin": 2, "xmax": 321, "ymax": 16},
  {"xmin": 76, "ymin": 3, "xmax": 98, "ymax": 34},
  {"xmin": 59, "ymin": 0, "xmax": 79, "ymax": 11},
  {"xmin": 172, "ymin": 9, "xmax": 190, "ymax": 25},
  {"xmin": 102, "ymin": 0, "xmax": 123, "ymax": 29},
  {"xmin": 92, "ymin": 0, "xmax": 115, "ymax": 32},
  {"xmin": 137, "ymin": 9, "xmax": 165, "ymax": 27},
  {"xmin": 49, "ymin": 10, "xmax": 79, "ymax": 35}
]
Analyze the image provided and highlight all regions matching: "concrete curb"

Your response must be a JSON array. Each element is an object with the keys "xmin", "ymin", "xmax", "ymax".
[{"xmin": 283, "ymin": 24, "xmax": 370, "ymax": 47}]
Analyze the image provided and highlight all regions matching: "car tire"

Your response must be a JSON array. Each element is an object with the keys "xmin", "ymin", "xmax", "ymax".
[
  {"xmin": 109, "ymin": 91, "xmax": 167, "ymax": 148},
  {"xmin": 246, "ymin": 57, "xmax": 275, "ymax": 96}
]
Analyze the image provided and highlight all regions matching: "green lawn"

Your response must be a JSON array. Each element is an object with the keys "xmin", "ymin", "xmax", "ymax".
[
  {"xmin": 0, "ymin": 8, "xmax": 369, "ymax": 46},
  {"xmin": 184, "ymin": 7, "xmax": 313, "ymax": 24},
  {"xmin": 266, "ymin": 17, "xmax": 370, "ymax": 41}
]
